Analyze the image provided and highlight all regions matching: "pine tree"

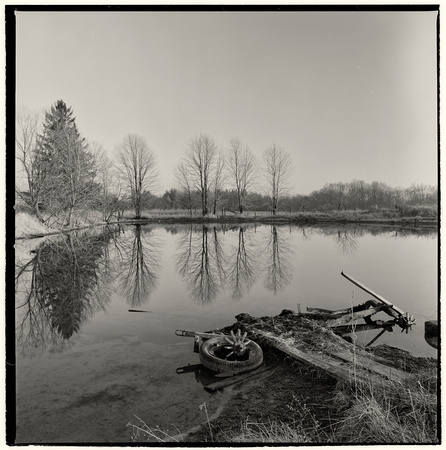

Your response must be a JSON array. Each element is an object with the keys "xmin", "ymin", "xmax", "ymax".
[{"xmin": 35, "ymin": 100, "xmax": 96, "ymax": 225}]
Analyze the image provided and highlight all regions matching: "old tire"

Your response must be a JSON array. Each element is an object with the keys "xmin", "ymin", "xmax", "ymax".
[{"xmin": 199, "ymin": 336, "xmax": 263, "ymax": 375}]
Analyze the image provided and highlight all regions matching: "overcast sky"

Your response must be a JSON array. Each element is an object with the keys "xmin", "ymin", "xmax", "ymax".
[{"xmin": 15, "ymin": 10, "xmax": 438, "ymax": 195}]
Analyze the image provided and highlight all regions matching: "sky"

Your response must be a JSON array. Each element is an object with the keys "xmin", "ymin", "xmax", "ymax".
[{"xmin": 15, "ymin": 9, "xmax": 438, "ymax": 195}]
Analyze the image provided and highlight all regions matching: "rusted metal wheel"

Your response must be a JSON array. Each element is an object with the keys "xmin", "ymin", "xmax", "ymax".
[{"xmin": 199, "ymin": 330, "xmax": 263, "ymax": 375}]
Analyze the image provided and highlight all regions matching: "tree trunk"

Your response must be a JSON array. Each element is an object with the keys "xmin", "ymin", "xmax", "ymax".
[
  {"xmin": 67, "ymin": 206, "xmax": 73, "ymax": 227},
  {"xmin": 201, "ymin": 190, "xmax": 206, "ymax": 216},
  {"xmin": 34, "ymin": 202, "xmax": 44, "ymax": 223},
  {"xmin": 135, "ymin": 194, "xmax": 141, "ymax": 219}
]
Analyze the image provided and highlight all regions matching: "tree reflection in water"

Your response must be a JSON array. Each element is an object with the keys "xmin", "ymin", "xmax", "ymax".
[
  {"xmin": 114, "ymin": 225, "xmax": 162, "ymax": 307},
  {"xmin": 227, "ymin": 227, "xmax": 259, "ymax": 300},
  {"xmin": 15, "ymin": 230, "xmax": 113, "ymax": 356},
  {"xmin": 176, "ymin": 225, "xmax": 227, "ymax": 305},
  {"xmin": 263, "ymin": 226, "xmax": 294, "ymax": 294},
  {"xmin": 334, "ymin": 229, "xmax": 359, "ymax": 256}
]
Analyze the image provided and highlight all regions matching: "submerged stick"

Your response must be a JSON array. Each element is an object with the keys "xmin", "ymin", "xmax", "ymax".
[
  {"xmin": 365, "ymin": 328, "xmax": 387, "ymax": 347},
  {"xmin": 204, "ymin": 366, "xmax": 277, "ymax": 392},
  {"xmin": 341, "ymin": 271, "xmax": 404, "ymax": 317}
]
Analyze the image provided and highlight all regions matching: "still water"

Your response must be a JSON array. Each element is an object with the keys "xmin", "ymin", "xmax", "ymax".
[{"xmin": 14, "ymin": 223, "xmax": 438, "ymax": 443}]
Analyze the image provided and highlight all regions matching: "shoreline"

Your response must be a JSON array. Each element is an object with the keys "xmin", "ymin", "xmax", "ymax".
[
  {"xmin": 183, "ymin": 310, "xmax": 438, "ymax": 443},
  {"xmin": 15, "ymin": 215, "xmax": 438, "ymax": 240}
]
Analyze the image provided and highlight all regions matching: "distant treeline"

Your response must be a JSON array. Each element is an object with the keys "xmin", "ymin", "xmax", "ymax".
[
  {"xmin": 122, "ymin": 180, "xmax": 438, "ymax": 216},
  {"xmin": 15, "ymin": 100, "xmax": 437, "ymax": 224}
]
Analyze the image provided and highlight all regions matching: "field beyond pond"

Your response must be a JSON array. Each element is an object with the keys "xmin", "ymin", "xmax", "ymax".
[{"xmin": 14, "ymin": 206, "xmax": 438, "ymax": 240}]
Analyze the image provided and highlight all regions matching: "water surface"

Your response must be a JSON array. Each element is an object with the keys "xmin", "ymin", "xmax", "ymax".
[{"xmin": 14, "ymin": 223, "xmax": 438, "ymax": 443}]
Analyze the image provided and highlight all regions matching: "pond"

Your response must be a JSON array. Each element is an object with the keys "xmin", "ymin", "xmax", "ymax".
[{"xmin": 14, "ymin": 223, "xmax": 438, "ymax": 443}]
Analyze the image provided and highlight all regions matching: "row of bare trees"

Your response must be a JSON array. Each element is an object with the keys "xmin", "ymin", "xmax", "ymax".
[
  {"xmin": 16, "ymin": 100, "xmax": 436, "ymax": 224},
  {"xmin": 173, "ymin": 135, "xmax": 292, "ymax": 216},
  {"xmin": 16, "ymin": 102, "xmax": 293, "ymax": 222}
]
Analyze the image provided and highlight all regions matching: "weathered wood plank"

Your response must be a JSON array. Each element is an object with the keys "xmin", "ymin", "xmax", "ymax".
[
  {"xmin": 330, "ymin": 351, "xmax": 408, "ymax": 382},
  {"xmin": 253, "ymin": 330, "xmax": 368, "ymax": 384}
]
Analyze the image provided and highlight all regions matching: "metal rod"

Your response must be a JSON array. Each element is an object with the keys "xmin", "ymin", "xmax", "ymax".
[{"xmin": 341, "ymin": 271, "xmax": 405, "ymax": 316}]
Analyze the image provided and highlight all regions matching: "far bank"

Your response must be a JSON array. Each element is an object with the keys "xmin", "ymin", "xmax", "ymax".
[{"xmin": 14, "ymin": 208, "xmax": 438, "ymax": 240}]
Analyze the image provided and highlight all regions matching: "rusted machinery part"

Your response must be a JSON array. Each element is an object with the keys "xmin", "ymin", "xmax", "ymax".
[{"xmin": 396, "ymin": 312, "xmax": 417, "ymax": 333}]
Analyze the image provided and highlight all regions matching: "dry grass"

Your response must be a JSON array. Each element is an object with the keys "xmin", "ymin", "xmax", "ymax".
[
  {"xmin": 224, "ymin": 360, "xmax": 437, "ymax": 444},
  {"xmin": 127, "ymin": 415, "xmax": 184, "ymax": 443},
  {"xmin": 228, "ymin": 419, "xmax": 314, "ymax": 443},
  {"xmin": 332, "ymin": 368, "xmax": 438, "ymax": 444}
]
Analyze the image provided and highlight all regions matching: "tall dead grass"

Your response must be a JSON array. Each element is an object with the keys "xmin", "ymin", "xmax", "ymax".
[
  {"xmin": 228, "ymin": 419, "xmax": 317, "ymax": 443},
  {"xmin": 332, "ymin": 368, "xmax": 438, "ymax": 443}
]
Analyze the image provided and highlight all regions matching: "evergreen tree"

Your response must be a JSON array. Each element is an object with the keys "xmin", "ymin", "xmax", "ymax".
[{"xmin": 35, "ymin": 100, "xmax": 96, "ymax": 225}]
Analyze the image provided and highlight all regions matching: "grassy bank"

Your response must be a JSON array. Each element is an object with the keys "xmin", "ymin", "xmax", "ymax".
[
  {"xmin": 129, "ymin": 344, "xmax": 437, "ymax": 444},
  {"xmin": 14, "ymin": 206, "xmax": 438, "ymax": 239},
  {"xmin": 128, "ymin": 309, "xmax": 438, "ymax": 444}
]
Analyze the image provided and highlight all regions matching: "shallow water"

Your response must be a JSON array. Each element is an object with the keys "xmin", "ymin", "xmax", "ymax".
[{"xmin": 14, "ymin": 223, "xmax": 438, "ymax": 443}]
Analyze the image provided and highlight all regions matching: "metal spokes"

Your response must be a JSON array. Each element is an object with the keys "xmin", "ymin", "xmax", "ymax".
[
  {"xmin": 399, "ymin": 312, "xmax": 416, "ymax": 333},
  {"xmin": 224, "ymin": 329, "xmax": 250, "ymax": 359}
]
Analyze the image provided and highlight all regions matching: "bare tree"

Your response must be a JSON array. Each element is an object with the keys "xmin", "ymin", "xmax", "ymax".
[
  {"xmin": 53, "ymin": 129, "xmax": 98, "ymax": 226},
  {"xmin": 15, "ymin": 106, "xmax": 45, "ymax": 221},
  {"xmin": 227, "ymin": 138, "xmax": 257, "ymax": 214},
  {"xmin": 90, "ymin": 142, "xmax": 125, "ymax": 222},
  {"xmin": 115, "ymin": 134, "xmax": 158, "ymax": 219},
  {"xmin": 212, "ymin": 150, "xmax": 226, "ymax": 215},
  {"xmin": 183, "ymin": 134, "xmax": 218, "ymax": 216},
  {"xmin": 263, "ymin": 144, "xmax": 292, "ymax": 215},
  {"xmin": 174, "ymin": 160, "xmax": 195, "ymax": 215}
]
